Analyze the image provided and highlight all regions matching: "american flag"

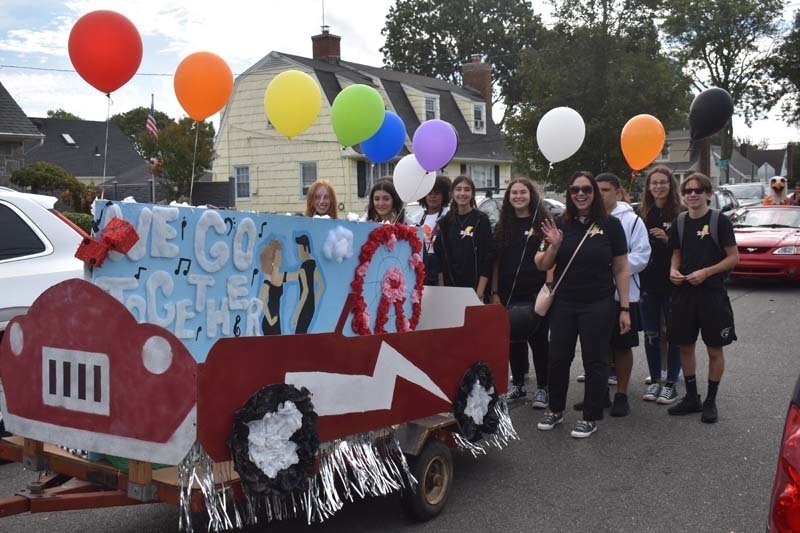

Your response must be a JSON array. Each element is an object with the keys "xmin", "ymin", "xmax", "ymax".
[{"xmin": 145, "ymin": 95, "xmax": 158, "ymax": 138}]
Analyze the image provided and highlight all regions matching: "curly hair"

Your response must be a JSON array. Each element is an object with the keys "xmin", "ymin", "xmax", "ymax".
[{"xmin": 259, "ymin": 239, "xmax": 282, "ymax": 272}]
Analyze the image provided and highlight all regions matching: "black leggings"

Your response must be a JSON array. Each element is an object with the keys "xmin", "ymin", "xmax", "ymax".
[
  {"xmin": 509, "ymin": 314, "xmax": 549, "ymax": 388},
  {"xmin": 548, "ymin": 296, "xmax": 614, "ymax": 421}
]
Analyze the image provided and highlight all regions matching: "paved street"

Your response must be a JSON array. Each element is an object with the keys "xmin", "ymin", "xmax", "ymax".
[{"xmin": 1, "ymin": 279, "xmax": 797, "ymax": 532}]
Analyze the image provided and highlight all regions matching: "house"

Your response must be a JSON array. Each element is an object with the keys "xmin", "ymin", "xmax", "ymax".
[
  {"xmin": 0, "ymin": 82, "xmax": 45, "ymax": 187},
  {"xmin": 737, "ymin": 144, "xmax": 787, "ymax": 182},
  {"xmin": 211, "ymin": 27, "xmax": 513, "ymax": 214},
  {"xmin": 648, "ymin": 129, "xmax": 758, "ymax": 187}
]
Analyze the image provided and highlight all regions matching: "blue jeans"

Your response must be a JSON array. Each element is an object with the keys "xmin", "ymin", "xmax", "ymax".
[{"xmin": 639, "ymin": 290, "xmax": 681, "ymax": 383}]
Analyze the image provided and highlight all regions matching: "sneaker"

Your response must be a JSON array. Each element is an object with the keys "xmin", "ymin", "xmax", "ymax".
[
  {"xmin": 577, "ymin": 374, "xmax": 585, "ymax": 383},
  {"xmin": 645, "ymin": 376, "xmax": 653, "ymax": 385},
  {"xmin": 656, "ymin": 383, "xmax": 678, "ymax": 405},
  {"xmin": 507, "ymin": 384, "xmax": 527, "ymax": 401},
  {"xmin": 574, "ymin": 391, "xmax": 612, "ymax": 411},
  {"xmin": 531, "ymin": 388, "xmax": 549, "ymax": 409},
  {"xmin": 701, "ymin": 400, "xmax": 718, "ymax": 423},
  {"xmin": 667, "ymin": 394, "xmax": 702, "ymax": 416},
  {"xmin": 608, "ymin": 373, "xmax": 618, "ymax": 386},
  {"xmin": 643, "ymin": 383, "xmax": 661, "ymax": 401},
  {"xmin": 570, "ymin": 420, "xmax": 597, "ymax": 438},
  {"xmin": 537, "ymin": 411, "xmax": 564, "ymax": 431},
  {"xmin": 610, "ymin": 393, "xmax": 630, "ymax": 417}
]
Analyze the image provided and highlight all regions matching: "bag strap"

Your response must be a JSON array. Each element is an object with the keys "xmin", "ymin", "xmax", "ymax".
[
  {"xmin": 551, "ymin": 226, "xmax": 592, "ymax": 295},
  {"xmin": 505, "ymin": 202, "xmax": 540, "ymax": 307}
]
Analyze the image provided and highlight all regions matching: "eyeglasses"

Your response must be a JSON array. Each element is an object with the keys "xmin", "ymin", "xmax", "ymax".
[
  {"xmin": 568, "ymin": 185, "xmax": 594, "ymax": 195},
  {"xmin": 682, "ymin": 187, "xmax": 707, "ymax": 196}
]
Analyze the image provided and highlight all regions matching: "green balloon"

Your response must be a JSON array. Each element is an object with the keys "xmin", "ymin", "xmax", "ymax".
[{"xmin": 331, "ymin": 84, "xmax": 385, "ymax": 147}]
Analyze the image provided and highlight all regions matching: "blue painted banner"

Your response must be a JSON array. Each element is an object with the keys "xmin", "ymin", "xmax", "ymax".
[{"xmin": 91, "ymin": 201, "xmax": 421, "ymax": 362}]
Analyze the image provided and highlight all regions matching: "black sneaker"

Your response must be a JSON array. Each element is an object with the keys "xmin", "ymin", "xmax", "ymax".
[
  {"xmin": 667, "ymin": 394, "xmax": 702, "ymax": 416},
  {"xmin": 609, "ymin": 392, "xmax": 630, "ymax": 417},
  {"xmin": 701, "ymin": 400, "xmax": 718, "ymax": 423},
  {"xmin": 537, "ymin": 411, "xmax": 564, "ymax": 431},
  {"xmin": 507, "ymin": 384, "xmax": 527, "ymax": 401},
  {"xmin": 573, "ymin": 391, "xmax": 612, "ymax": 411},
  {"xmin": 570, "ymin": 420, "xmax": 597, "ymax": 438}
]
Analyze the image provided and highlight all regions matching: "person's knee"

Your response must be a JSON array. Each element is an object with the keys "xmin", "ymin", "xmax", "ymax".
[{"xmin": 644, "ymin": 329, "xmax": 660, "ymax": 347}]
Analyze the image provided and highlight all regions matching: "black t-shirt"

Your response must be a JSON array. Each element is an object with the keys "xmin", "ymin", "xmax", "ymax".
[
  {"xmin": 544, "ymin": 216, "xmax": 627, "ymax": 303},
  {"xmin": 433, "ymin": 209, "xmax": 494, "ymax": 288},
  {"xmin": 496, "ymin": 215, "xmax": 546, "ymax": 303},
  {"xmin": 639, "ymin": 206, "xmax": 677, "ymax": 294},
  {"xmin": 668, "ymin": 210, "xmax": 736, "ymax": 290}
]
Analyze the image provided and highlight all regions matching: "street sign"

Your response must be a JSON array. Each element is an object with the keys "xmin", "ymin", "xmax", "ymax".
[{"xmin": 715, "ymin": 159, "xmax": 729, "ymax": 168}]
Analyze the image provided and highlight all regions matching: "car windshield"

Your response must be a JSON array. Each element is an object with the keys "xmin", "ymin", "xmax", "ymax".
[
  {"xmin": 724, "ymin": 184, "xmax": 763, "ymax": 199},
  {"xmin": 733, "ymin": 208, "xmax": 800, "ymax": 228}
]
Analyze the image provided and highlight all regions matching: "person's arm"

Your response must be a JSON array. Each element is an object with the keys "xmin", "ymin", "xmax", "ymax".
[
  {"xmin": 433, "ymin": 220, "xmax": 447, "ymax": 286},
  {"xmin": 475, "ymin": 216, "xmax": 495, "ymax": 296},
  {"xmin": 313, "ymin": 269, "xmax": 324, "ymax": 307},
  {"xmin": 669, "ymin": 249, "xmax": 685, "ymax": 285},
  {"xmin": 685, "ymin": 245, "xmax": 739, "ymax": 285},
  {"xmin": 292, "ymin": 269, "xmax": 307, "ymax": 327},
  {"xmin": 490, "ymin": 259, "xmax": 501, "ymax": 304},
  {"xmin": 476, "ymin": 276, "xmax": 489, "ymax": 300},
  {"xmin": 612, "ymin": 254, "xmax": 631, "ymax": 334},
  {"xmin": 535, "ymin": 219, "xmax": 562, "ymax": 271},
  {"xmin": 628, "ymin": 216, "xmax": 651, "ymax": 275}
]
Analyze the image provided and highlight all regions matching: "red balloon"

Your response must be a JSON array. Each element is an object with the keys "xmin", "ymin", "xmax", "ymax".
[{"xmin": 68, "ymin": 11, "xmax": 142, "ymax": 94}]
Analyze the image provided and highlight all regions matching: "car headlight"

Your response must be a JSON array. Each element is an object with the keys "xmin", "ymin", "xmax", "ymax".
[{"xmin": 773, "ymin": 246, "xmax": 800, "ymax": 255}]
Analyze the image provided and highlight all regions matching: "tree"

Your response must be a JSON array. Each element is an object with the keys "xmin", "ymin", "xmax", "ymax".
[
  {"xmin": 505, "ymin": 0, "xmax": 692, "ymax": 189},
  {"xmin": 381, "ymin": 0, "xmax": 545, "ymax": 124},
  {"xmin": 111, "ymin": 106, "xmax": 174, "ymax": 157},
  {"xmin": 46, "ymin": 109, "xmax": 82, "ymax": 120},
  {"xmin": 767, "ymin": 11, "xmax": 800, "ymax": 126},
  {"xmin": 660, "ymin": 0, "xmax": 783, "ymax": 160},
  {"xmin": 11, "ymin": 161, "xmax": 78, "ymax": 193},
  {"xmin": 146, "ymin": 118, "xmax": 216, "ymax": 200}
]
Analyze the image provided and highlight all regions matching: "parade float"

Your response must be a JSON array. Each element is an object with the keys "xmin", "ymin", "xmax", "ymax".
[{"xmin": 0, "ymin": 200, "xmax": 515, "ymax": 530}]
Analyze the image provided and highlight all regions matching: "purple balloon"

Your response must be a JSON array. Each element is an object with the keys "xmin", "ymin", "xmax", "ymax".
[{"xmin": 412, "ymin": 119, "xmax": 458, "ymax": 172}]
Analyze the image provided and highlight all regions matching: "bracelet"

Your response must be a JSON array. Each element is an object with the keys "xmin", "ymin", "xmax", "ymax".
[
  {"xmin": 619, "ymin": 306, "xmax": 630, "ymax": 312},
  {"xmin": 491, "ymin": 291, "xmax": 499, "ymax": 296}
]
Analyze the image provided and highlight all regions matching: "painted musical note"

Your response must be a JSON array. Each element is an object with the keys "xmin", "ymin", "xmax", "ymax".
[
  {"xmin": 195, "ymin": 326, "xmax": 203, "ymax": 341},
  {"xmin": 91, "ymin": 200, "xmax": 114, "ymax": 233},
  {"xmin": 174, "ymin": 257, "xmax": 192, "ymax": 276},
  {"xmin": 233, "ymin": 315, "xmax": 242, "ymax": 337},
  {"xmin": 224, "ymin": 217, "xmax": 235, "ymax": 236},
  {"xmin": 181, "ymin": 217, "xmax": 187, "ymax": 240},
  {"xmin": 134, "ymin": 266, "xmax": 148, "ymax": 280},
  {"xmin": 251, "ymin": 268, "xmax": 259, "ymax": 286},
  {"xmin": 258, "ymin": 222, "xmax": 267, "ymax": 238}
]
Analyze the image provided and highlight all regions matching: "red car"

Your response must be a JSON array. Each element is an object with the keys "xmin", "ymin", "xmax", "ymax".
[
  {"xmin": 731, "ymin": 206, "xmax": 800, "ymax": 280},
  {"xmin": 768, "ymin": 374, "xmax": 800, "ymax": 531}
]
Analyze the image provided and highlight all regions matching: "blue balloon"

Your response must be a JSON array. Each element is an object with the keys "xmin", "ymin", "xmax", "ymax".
[{"xmin": 360, "ymin": 111, "xmax": 406, "ymax": 164}]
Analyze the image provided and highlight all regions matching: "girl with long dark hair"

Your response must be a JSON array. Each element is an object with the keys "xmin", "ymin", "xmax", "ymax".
[
  {"xmin": 366, "ymin": 178, "xmax": 403, "ymax": 223},
  {"xmin": 490, "ymin": 178, "xmax": 552, "ymax": 406},
  {"xmin": 408, "ymin": 175, "xmax": 452, "ymax": 285}
]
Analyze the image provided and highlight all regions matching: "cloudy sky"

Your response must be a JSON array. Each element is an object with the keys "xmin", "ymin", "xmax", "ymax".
[{"xmin": 1, "ymin": 0, "xmax": 798, "ymax": 148}]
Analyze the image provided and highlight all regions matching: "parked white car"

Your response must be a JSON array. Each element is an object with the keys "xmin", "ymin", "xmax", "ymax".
[{"xmin": 0, "ymin": 187, "xmax": 89, "ymax": 340}]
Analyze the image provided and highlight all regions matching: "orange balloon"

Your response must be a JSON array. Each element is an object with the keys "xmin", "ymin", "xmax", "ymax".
[
  {"xmin": 620, "ymin": 114, "xmax": 666, "ymax": 171},
  {"xmin": 174, "ymin": 52, "xmax": 233, "ymax": 121}
]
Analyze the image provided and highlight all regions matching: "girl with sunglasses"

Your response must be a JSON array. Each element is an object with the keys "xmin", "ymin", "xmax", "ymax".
[{"xmin": 535, "ymin": 171, "xmax": 630, "ymax": 439}]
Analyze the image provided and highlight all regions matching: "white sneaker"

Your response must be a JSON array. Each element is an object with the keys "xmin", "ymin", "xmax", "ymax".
[
  {"xmin": 532, "ymin": 388, "xmax": 549, "ymax": 409},
  {"xmin": 577, "ymin": 374, "xmax": 585, "ymax": 383}
]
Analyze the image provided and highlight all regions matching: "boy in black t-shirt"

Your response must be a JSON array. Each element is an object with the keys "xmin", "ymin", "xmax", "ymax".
[{"xmin": 667, "ymin": 173, "xmax": 739, "ymax": 423}]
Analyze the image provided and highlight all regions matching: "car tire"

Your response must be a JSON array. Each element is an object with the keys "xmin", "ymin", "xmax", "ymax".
[{"xmin": 401, "ymin": 439, "xmax": 453, "ymax": 521}]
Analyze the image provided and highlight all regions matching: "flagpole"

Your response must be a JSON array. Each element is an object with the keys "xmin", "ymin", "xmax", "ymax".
[{"xmin": 150, "ymin": 94, "xmax": 156, "ymax": 203}]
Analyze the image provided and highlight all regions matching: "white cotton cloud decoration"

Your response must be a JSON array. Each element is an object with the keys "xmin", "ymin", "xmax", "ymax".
[
  {"xmin": 465, "ymin": 380, "xmax": 493, "ymax": 425},
  {"xmin": 323, "ymin": 225, "xmax": 354, "ymax": 263},
  {"xmin": 246, "ymin": 401, "xmax": 302, "ymax": 478}
]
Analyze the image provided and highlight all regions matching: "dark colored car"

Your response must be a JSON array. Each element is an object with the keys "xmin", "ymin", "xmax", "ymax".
[
  {"xmin": 768, "ymin": 374, "xmax": 800, "ymax": 531},
  {"xmin": 721, "ymin": 183, "xmax": 766, "ymax": 208}
]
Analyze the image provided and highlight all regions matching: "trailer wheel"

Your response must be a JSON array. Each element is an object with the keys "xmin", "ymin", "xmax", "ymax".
[{"xmin": 401, "ymin": 439, "xmax": 453, "ymax": 521}]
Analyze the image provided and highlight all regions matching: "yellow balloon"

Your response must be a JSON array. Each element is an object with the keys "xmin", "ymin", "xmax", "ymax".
[{"xmin": 264, "ymin": 70, "xmax": 322, "ymax": 139}]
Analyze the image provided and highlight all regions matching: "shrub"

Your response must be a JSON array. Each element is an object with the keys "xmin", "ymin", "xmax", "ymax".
[{"xmin": 62, "ymin": 212, "xmax": 93, "ymax": 234}]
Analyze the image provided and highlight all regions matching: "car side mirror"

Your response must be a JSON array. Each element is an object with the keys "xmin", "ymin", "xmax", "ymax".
[{"xmin": 722, "ymin": 204, "xmax": 732, "ymax": 212}]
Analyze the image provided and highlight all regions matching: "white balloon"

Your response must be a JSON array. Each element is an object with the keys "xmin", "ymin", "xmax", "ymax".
[
  {"xmin": 536, "ymin": 107, "xmax": 586, "ymax": 164},
  {"xmin": 393, "ymin": 154, "xmax": 435, "ymax": 203}
]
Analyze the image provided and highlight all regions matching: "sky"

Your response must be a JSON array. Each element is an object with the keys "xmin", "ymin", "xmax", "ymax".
[{"xmin": 1, "ymin": 0, "xmax": 798, "ymax": 148}]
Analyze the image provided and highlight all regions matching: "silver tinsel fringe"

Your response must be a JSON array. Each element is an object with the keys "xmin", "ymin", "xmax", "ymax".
[
  {"xmin": 454, "ymin": 399, "xmax": 519, "ymax": 458},
  {"xmin": 177, "ymin": 429, "xmax": 416, "ymax": 532}
]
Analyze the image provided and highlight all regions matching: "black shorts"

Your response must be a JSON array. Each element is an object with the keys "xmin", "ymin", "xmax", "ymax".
[
  {"xmin": 669, "ymin": 286, "xmax": 737, "ymax": 347},
  {"xmin": 611, "ymin": 301, "xmax": 641, "ymax": 350}
]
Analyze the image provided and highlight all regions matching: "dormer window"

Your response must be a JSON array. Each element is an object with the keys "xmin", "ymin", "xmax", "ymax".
[
  {"xmin": 425, "ymin": 96, "xmax": 438, "ymax": 120},
  {"xmin": 656, "ymin": 143, "xmax": 670, "ymax": 162},
  {"xmin": 61, "ymin": 133, "xmax": 76, "ymax": 145},
  {"xmin": 473, "ymin": 104, "xmax": 486, "ymax": 134}
]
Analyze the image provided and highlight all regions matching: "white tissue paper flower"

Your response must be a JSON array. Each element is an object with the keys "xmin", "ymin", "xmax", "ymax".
[
  {"xmin": 246, "ymin": 401, "xmax": 303, "ymax": 478},
  {"xmin": 323, "ymin": 226, "xmax": 354, "ymax": 263},
  {"xmin": 121, "ymin": 196, "xmax": 137, "ymax": 203},
  {"xmin": 346, "ymin": 212, "xmax": 361, "ymax": 222},
  {"xmin": 465, "ymin": 381, "xmax": 493, "ymax": 425}
]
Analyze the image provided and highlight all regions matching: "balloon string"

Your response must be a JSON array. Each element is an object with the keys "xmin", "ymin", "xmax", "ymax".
[
  {"xmin": 546, "ymin": 163, "xmax": 553, "ymax": 181},
  {"xmin": 628, "ymin": 170, "xmax": 637, "ymax": 200},
  {"xmin": 189, "ymin": 121, "xmax": 200, "ymax": 203},
  {"xmin": 103, "ymin": 93, "xmax": 111, "ymax": 178}
]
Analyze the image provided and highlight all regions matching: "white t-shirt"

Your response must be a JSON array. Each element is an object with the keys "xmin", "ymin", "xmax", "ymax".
[{"xmin": 409, "ymin": 207, "xmax": 449, "ymax": 253}]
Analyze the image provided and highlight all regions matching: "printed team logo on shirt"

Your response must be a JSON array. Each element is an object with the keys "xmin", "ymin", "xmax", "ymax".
[
  {"xmin": 663, "ymin": 221, "xmax": 672, "ymax": 230},
  {"xmin": 460, "ymin": 226, "xmax": 474, "ymax": 238},
  {"xmin": 697, "ymin": 224, "xmax": 710, "ymax": 239},
  {"xmin": 588, "ymin": 224, "xmax": 604, "ymax": 237},
  {"xmin": 524, "ymin": 226, "xmax": 537, "ymax": 237},
  {"xmin": 720, "ymin": 327, "xmax": 732, "ymax": 339}
]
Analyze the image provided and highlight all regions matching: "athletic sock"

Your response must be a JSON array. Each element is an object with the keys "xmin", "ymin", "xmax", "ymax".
[
  {"xmin": 685, "ymin": 375, "xmax": 698, "ymax": 399},
  {"xmin": 706, "ymin": 380, "xmax": 720, "ymax": 404}
]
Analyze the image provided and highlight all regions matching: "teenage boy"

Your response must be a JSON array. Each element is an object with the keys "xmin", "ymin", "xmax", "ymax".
[
  {"xmin": 596, "ymin": 173, "xmax": 651, "ymax": 417},
  {"xmin": 667, "ymin": 173, "xmax": 739, "ymax": 423}
]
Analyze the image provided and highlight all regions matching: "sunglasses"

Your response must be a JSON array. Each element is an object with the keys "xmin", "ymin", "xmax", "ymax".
[
  {"xmin": 569, "ymin": 185, "xmax": 594, "ymax": 195},
  {"xmin": 682, "ymin": 187, "xmax": 708, "ymax": 196}
]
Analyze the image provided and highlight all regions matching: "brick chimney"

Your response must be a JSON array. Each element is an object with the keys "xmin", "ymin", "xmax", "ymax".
[
  {"xmin": 462, "ymin": 54, "xmax": 492, "ymax": 112},
  {"xmin": 312, "ymin": 26, "xmax": 341, "ymax": 63}
]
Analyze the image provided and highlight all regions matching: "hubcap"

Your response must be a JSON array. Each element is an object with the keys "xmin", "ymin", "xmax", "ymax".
[{"xmin": 423, "ymin": 455, "xmax": 449, "ymax": 506}]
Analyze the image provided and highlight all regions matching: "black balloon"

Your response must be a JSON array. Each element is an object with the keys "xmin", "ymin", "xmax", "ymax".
[{"xmin": 689, "ymin": 87, "xmax": 734, "ymax": 142}]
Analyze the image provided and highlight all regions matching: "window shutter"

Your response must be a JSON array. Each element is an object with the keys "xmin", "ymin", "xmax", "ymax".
[
  {"xmin": 494, "ymin": 165, "xmax": 500, "ymax": 189},
  {"xmin": 460, "ymin": 164, "xmax": 467, "ymax": 176},
  {"xmin": 357, "ymin": 160, "xmax": 367, "ymax": 198}
]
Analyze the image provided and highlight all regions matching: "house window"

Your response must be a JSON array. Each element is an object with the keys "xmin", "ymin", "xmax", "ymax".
[
  {"xmin": 467, "ymin": 164, "xmax": 494, "ymax": 190},
  {"xmin": 656, "ymin": 143, "xmax": 670, "ymax": 162},
  {"xmin": 425, "ymin": 96, "xmax": 438, "ymax": 120},
  {"xmin": 473, "ymin": 104, "xmax": 486, "ymax": 133},
  {"xmin": 234, "ymin": 166, "xmax": 250, "ymax": 199},
  {"xmin": 371, "ymin": 162, "xmax": 396, "ymax": 184},
  {"xmin": 300, "ymin": 161, "xmax": 317, "ymax": 195}
]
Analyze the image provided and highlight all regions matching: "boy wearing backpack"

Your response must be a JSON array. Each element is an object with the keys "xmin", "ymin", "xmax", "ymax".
[{"xmin": 667, "ymin": 173, "xmax": 739, "ymax": 423}]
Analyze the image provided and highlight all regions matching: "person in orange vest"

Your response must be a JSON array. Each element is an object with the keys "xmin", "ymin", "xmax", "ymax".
[{"xmin": 763, "ymin": 176, "xmax": 791, "ymax": 205}]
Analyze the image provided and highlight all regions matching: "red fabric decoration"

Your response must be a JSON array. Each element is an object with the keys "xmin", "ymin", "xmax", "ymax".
[
  {"xmin": 350, "ymin": 224, "xmax": 425, "ymax": 335},
  {"xmin": 100, "ymin": 217, "xmax": 139, "ymax": 253},
  {"xmin": 75, "ymin": 237, "xmax": 110, "ymax": 267}
]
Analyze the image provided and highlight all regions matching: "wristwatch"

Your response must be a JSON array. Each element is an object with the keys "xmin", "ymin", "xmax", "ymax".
[{"xmin": 619, "ymin": 306, "xmax": 630, "ymax": 312}]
